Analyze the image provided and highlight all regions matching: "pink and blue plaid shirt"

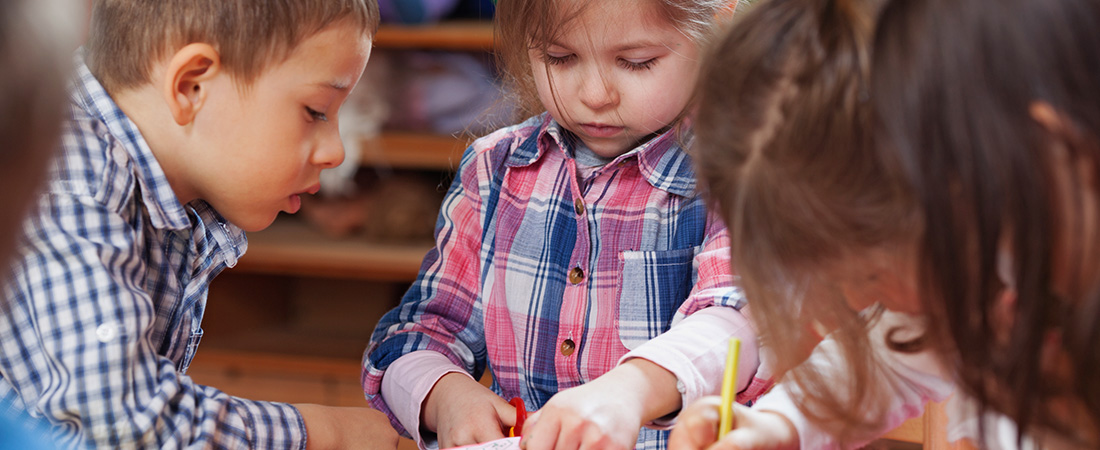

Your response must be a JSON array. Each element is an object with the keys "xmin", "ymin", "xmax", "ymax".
[{"xmin": 364, "ymin": 114, "xmax": 762, "ymax": 450}]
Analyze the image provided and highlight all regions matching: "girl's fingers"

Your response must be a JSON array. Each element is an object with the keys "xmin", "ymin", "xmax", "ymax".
[
  {"xmin": 519, "ymin": 410, "xmax": 560, "ymax": 450},
  {"xmin": 670, "ymin": 397, "xmax": 722, "ymax": 450},
  {"xmin": 553, "ymin": 416, "xmax": 585, "ymax": 450}
]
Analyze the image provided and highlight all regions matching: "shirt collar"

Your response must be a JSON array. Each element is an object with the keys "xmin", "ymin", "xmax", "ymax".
[
  {"xmin": 71, "ymin": 53, "xmax": 192, "ymax": 231},
  {"xmin": 505, "ymin": 113, "xmax": 698, "ymax": 197}
]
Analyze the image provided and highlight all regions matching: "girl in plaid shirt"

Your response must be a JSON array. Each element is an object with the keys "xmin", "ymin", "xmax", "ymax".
[{"xmin": 363, "ymin": 1, "xmax": 769, "ymax": 450}]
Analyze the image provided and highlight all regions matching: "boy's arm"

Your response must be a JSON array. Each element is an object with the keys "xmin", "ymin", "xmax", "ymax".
[
  {"xmin": 296, "ymin": 404, "xmax": 399, "ymax": 450},
  {"xmin": 0, "ymin": 194, "xmax": 310, "ymax": 448}
]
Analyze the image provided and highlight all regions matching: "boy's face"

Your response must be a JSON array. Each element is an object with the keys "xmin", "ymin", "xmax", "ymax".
[
  {"xmin": 186, "ymin": 20, "xmax": 372, "ymax": 231},
  {"xmin": 528, "ymin": 0, "xmax": 700, "ymax": 158}
]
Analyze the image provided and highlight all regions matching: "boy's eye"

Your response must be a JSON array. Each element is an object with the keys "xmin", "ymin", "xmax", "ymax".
[
  {"xmin": 305, "ymin": 107, "xmax": 329, "ymax": 122},
  {"xmin": 542, "ymin": 52, "xmax": 575, "ymax": 66},
  {"xmin": 618, "ymin": 57, "xmax": 658, "ymax": 71}
]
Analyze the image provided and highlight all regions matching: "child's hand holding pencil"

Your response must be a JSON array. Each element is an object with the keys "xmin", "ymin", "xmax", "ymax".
[{"xmin": 667, "ymin": 338, "xmax": 799, "ymax": 450}]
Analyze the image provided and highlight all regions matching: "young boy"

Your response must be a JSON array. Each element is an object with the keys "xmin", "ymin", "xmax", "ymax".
[{"xmin": 0, "ymin": 1, "xmax": 399, "ymax": 448}]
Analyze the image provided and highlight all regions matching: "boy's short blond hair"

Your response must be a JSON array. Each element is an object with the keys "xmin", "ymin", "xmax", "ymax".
[{"xmin": 87, "ymin": 0, "xmax": 380, "ymax": 94}]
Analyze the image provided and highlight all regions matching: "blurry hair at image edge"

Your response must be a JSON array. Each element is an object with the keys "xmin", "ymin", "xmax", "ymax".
[{"xmin": 0, "ymin": 0, "xmax": 80, "ymax": 447}]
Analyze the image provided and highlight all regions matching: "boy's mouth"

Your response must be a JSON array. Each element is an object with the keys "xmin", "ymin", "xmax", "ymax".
[
  {"xmin": 286, "ymin": 184, "xmax": 321, "ymax": 214},
  {"xmin": 287, "ymin": 194, "xmax": 302, "ymax": 214}
]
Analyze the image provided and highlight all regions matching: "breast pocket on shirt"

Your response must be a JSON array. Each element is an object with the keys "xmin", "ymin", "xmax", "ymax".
[{"xmin": 617, "ymin": 246, "xmax": 698, "ymax": 350}]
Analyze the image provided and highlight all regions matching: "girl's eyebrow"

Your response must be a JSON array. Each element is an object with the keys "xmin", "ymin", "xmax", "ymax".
[
  {"xmin": 547, "ymin": 39, "xmax": 667, "ymax": 53},
  {"xmin": 612, "ymin": 40, "xmax": 666, "ymax": 52},
  {"xmin": 313, "ymin": 81, "xmax": 352, "ymax": 92}
]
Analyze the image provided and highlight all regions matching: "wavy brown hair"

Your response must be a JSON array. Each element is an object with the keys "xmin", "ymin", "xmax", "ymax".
[
  {"xmin": 692, "ymin": 0, "xmax": 907, "ymax": 444},
  {"xmin": 87, "ymin": 0, "xmax": 380, "ymax": 95},
  {"xmin": 493, "ymin": 0, "xmax": 743, "ymax": 120},
  {"xmin": 874, "ymin": 0, "xmax": 1100, "ymax": 444},
  {"xmin": 0, "ymin": 0, "xmax": 73, "ymax": 310}
]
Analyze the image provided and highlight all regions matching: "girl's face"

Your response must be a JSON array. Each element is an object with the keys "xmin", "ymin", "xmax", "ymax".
[
  {"xmin": 528, "ymin": 0, "xmax": 700, "ymax": 158},
  {"xmin": 834, "ymin": 246, "xmax": 922, "ymax": 315}
]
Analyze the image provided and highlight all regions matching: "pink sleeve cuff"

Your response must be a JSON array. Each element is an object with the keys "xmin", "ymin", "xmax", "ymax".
[{"xmin": 381, "ymin": 351, "xmax": 472, "ymax": 449}]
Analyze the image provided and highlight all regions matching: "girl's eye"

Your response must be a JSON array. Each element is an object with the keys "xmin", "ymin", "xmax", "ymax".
[
  {"xmin": 305, "ymin": 107, "xmax": 329, "ymax": 122},
  {"xmin": 619, "ymin": 57, "xmax": 658, "ymax": 71},
  {"xmin": 543, "ymin": 53, "xmax": 575, "ymax": 66}
]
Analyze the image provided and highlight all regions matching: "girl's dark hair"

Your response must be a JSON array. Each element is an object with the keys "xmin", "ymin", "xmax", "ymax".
[
  {"xmin": 874, "ymin": 0, "xmax": 1100, "ymax": 443},
  {"xmin": 0, "ymin": 1, "xmax": 71, "ymax": 277},
  {"xmin": 693, "ymin": 0, "xmax": 899, "ymax": 443}
]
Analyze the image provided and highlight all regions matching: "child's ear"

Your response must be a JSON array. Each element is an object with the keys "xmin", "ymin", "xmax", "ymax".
[{"xmin": 162, "ymin": 43, "xmax": 221, "ymax": 126}]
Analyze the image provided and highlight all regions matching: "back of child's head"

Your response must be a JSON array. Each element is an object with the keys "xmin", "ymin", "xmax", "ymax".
[
  {"xmin": 494, "ymin": 0, "xmax": 742, "ymax": 119},
  {"xmin": 0, "ymin": 0, "xmax": 76, "ymax": 272},
  {"xmin": 873, "ymin": 0, "xmax": 1100, "ymax": 443},
  {"xmin": 692, "ymin": 0, "xmax": 898, "ymax": 443},
  {"xmin": 86, "ymin": 0, "xmax": 380, "ymax": 95}
]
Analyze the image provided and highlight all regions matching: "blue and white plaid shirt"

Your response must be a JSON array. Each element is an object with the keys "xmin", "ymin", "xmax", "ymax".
[{"xmin": 0, "ymin": 57, "xmax": 307, "ymax": 449}]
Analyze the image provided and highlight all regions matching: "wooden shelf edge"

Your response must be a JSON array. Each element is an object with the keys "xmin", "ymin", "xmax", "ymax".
[
  {"xmin": 359, "ymin": 131, "xmax": 469, "ymax": 171},
  {"xmin": 191, "ymin": 348, "xmax": 362, "ymax": 379},
  {"xmin": 374, "ymin": 21, "xmax": 494, "ymax": 51},
  {"xmin": 232, "ymin": 218, "xmax": 432, "ymax": 281}
]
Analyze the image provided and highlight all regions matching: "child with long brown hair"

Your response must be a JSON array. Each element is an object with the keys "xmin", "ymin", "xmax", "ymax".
[
  {"xmin": 670, "ymin": 0, "xmax": 1100, "ymax": 448},
  {"xmin": 362, "ymin": 1, "xmax": 769, "ymax": 450}
]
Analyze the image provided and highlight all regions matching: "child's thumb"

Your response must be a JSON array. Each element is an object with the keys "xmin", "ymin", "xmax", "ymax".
[{"xmin": 669, "ymin": 396, "xmax": 721, "ymax": 450}]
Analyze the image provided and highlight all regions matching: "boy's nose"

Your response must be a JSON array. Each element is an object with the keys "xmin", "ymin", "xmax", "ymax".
[{"xmin": 312, "ymin": 129, "xmax": 346, "ymax": 169}]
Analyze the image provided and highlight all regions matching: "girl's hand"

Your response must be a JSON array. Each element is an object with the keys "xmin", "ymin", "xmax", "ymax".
[
  {"xmin": 520, "ymin": 382, "xmax": 644, "ymax": 450},
  {"xmin": 423, "ymin": 373, "xmax": 517, "ymax": 448},
  {"xmin": 520, "ymin": 360, "xmax": 680, "ymax": 450},
  {"xmin": 668, "ymin": 397, "xmax": 799, "ymax": 450}
]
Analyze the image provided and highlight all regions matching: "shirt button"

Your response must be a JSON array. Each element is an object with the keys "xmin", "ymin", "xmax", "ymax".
[
  {"xmin": 95, "ymin": 323, "xmax": 118, "ymax": 342},
  {"xmin": 560, "ymin": 339, "xmax": 575, "ymax": 356},
  {"xmin": 568, "ymin": 267, "xmax": 585, "ymax": 284},
  {"xmin": 574, "ymin": 198, "xmax": 585, "ymax": 215}
]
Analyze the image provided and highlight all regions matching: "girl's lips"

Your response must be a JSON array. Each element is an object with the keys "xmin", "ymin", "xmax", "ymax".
[{"xmin": 580, "ymin": 123, "xmax": 623, "ymax": 138}]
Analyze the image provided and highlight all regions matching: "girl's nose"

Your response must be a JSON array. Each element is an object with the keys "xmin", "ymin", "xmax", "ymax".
[
  {"xmin": 579, "ymin": 75, "xmax": 619, "ymax": 110},
  {"xmin": 312, "ymin": 127, "xmax": 346, "ymax": 169}
]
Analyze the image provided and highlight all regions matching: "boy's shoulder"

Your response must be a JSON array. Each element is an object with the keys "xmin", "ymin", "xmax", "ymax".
[{"xmin": 49, "ymin": 87, "xmax": 141, "ymax": 215}]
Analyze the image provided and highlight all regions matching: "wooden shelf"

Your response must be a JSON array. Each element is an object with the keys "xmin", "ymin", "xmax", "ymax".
[
  {"xmin": 360, "ymin": 131, "xmax": 470, "ymax": 170},
  {"xmin": 232, "ymin": 218, "xmax": 432, "ymax": 281},
  {"xmin": 374, "ymin": 20, "xmax": 494, "ymax": 51},
  {"xmin": 193, "ymin": 348, "xmax": 361, "ymax": 378}
]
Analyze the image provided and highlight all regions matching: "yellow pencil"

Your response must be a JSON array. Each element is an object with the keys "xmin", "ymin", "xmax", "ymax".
[{"xmin": 718, "ymin": 337, "xmax": 741, "ymax": 439}]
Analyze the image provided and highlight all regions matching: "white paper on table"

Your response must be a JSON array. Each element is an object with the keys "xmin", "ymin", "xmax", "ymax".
[{"xmin": 444, "ymin": 436, "xmax": 521, "ymax": 450}]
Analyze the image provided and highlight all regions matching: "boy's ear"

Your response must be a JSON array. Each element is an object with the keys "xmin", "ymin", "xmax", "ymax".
[{"xmin": 163, "ymin": 43, "xmax": 221, "ymax": 126}]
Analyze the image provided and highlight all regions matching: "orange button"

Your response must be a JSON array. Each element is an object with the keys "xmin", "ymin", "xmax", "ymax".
[
  {"xmin": 574, "ymin": 198, "xmax": 585, "ymax": 215},
  {"xmin": 561, "ymin": 339, "xmax": 575, "ymax": 356},
  {"xmin": 568, "ymin": 267, "xmax": 585, "ymax": 284}
]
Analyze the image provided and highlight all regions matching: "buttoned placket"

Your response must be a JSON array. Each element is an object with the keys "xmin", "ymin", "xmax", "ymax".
[{"xmin": 558, "ymin": 158, "xmax": 592, "ymax": 382}]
